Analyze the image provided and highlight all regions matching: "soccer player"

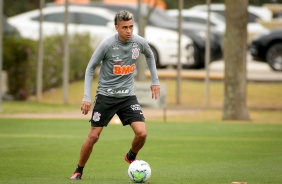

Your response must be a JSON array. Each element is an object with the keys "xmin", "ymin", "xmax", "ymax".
[{"xmin": 70, "ymin": 10, "xmax": 160, "ymax": 180}]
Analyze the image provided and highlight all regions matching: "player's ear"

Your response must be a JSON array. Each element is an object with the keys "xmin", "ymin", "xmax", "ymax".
[{"xmin": 115, "ymin": 25, "xmax": 118, "ymax": 31}]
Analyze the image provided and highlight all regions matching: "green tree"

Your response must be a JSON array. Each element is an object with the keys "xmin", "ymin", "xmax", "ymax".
[{"xmin": 3, "ymin": 0, "xmax": 54, "ymax": 17}]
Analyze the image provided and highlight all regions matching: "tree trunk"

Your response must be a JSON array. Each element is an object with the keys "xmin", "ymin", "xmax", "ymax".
[
  {"xmin": 222, "ymin": 0, "xmax": 250, "ymax": 120},
  {"xmin": 136, "ymin": 1, "xmax": 157, "ymax": 81},
  {"xmin": 136, "ymin": 0, "xmax": 146, "ymax": 81}
]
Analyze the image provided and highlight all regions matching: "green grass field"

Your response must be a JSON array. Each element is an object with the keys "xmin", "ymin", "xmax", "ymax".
[
  {"xmin": 0, "ymin": 79, "xmax": 281, "ymax": 183},
  {"xmin": 1, "ymin": 119, "xmax": 282, "ymax": 184}
]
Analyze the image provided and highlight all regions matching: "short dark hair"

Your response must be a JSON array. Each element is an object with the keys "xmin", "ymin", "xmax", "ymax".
[{"xmin": 114, "ymin": 10, "xmax": 134, "ymax": 25}]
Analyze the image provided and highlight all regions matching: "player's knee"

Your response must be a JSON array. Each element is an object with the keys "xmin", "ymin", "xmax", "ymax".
[
  {"xmin": 137, "ymin": 131, "xmax": 147, "ymax": 140},
  {"xmin": 87, "ymin": 133, "xmax": 100, "ymax": 144}
]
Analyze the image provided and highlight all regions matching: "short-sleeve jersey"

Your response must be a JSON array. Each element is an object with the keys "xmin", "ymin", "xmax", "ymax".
[{"xmin": 83, "ymin": 33, "xmax": 160, "ymax": 103}]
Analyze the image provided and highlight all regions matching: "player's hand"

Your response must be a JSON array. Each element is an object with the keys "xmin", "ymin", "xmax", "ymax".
[
  {"xmin": 81, "ymin": 101, "xmax": 91, "ymax": 115},
  {"xmin": 150, "ymin": 85, "xmax": 160, "ymax": 100}
]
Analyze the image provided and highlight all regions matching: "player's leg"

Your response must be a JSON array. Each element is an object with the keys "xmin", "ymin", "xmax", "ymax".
[
  {"xmin": 70, "ymin": 126, "xmax": 103, "ymax": 180},
  {"xmin": 116, "ymin": 96, "xmax": 146, "ymax": 163},
  {"xmin": 127, "ymin": 121, "xmax": 147, "ymax": 162},
  {"xmin": 79, "ymin": 126, "xmax": 103, "ymax": 166},
  {"xmin": 71, "ymin": 95, "xmax": 116, "ymax": 180}
]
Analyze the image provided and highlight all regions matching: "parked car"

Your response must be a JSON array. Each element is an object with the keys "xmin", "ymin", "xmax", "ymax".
[
  {"xmin": 3, "ymin": 15, "xmax": 20, "ymax": 37},
  {"xmin": 250, "ymin": 29, "xmax": 282, "ymax": 71},
  {"xmin": 189, "ymin": 4, "xmax": 271, "ymax": 39},
  {"xmin": 190, "ymin": 4, "xmax": 273, "ymax": 22},
  {"xmin": 166, "ymin": 9, "xmax": 226, "ymax": 33},
  {"xmin": 54, "ymin": 2, "xmax": 223, "ymax": 69},
  {"xmin": 7, "ymin": 5, "xmax": 193, "ymax": 68}
]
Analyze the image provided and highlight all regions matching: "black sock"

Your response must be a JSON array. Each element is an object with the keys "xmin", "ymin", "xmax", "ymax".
[
  {"xmin": 127, "ymin": 149, "xmax": 137, "ymax": 160},
  {"xmin": 74, "ymin": 165, "xmax": 84, "ymax": 173}
]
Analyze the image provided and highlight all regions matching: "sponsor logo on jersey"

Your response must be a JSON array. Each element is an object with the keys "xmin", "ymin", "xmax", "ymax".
[
  {"xmin": 131, "ymin": 104, "xmax": 141, "ymax": 111},
  {"xmin": 112, "ymin": 44, "xmax": 119, "ymax": 50},
  {"xmin": 132, "ymin": 42, "xmax": 139, "ymax": 47},
  {"xmin": 113, "ymin": 63, "xmax": 135, "ymax": 75},
  {"xmin": 92, "ymin": 112, "xmax": 101, "ymax": 122},
  {"xmin": 132, "ymin": 48, "xmax": 140, "ymax": 59},
  {"xmin": 107, "ymin": 88, "xmax": 130, "ymax": 95},
  {"xmin": 113, "ymin": 56, "xmax": 122, "ymax": 62}
]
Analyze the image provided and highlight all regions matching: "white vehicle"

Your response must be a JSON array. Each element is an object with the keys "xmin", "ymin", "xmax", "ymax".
[
  {"xmin": 166, "ymin": 9, "xmax": 226, "ymax": 33},
  {"xmin": 8, "ymin": 5, "xmax": 193, "ymax": 68},
  {"xmin": 189, "ymin": 4, "xmax": 273, "ymax": 22},
  {"xmin": 189, "ymin": 4, "xmax": 271, "ymax": 38}
]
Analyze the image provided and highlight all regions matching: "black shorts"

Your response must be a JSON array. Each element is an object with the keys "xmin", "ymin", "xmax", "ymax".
[{"xmin": 89, "ymin": 94, "xmax": 145, "ymax": 127}]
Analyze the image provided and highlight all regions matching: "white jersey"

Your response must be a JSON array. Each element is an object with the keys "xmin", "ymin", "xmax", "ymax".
[{"xmin": 83, "ymin": 33, "xmax": 160, "ymax": 103}]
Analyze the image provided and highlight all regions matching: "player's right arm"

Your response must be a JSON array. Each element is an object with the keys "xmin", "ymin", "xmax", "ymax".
[
  {"xmin": 81, "ymin": 39, "xmax": 109, "ymax": 115},
  {"xmin": 81, "ymin": 101, "xmax": 91, "ymax": 115}
]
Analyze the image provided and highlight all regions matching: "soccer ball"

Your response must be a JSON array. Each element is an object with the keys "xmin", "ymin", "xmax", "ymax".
[{"xmin": 128, "ymin": 160, "xmax": 151, "ymax": 183}]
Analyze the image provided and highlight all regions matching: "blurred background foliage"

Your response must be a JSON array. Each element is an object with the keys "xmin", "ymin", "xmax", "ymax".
[
  {"xmin": 165, "ymin": 0, "xmax": 282, "ymax": 9},
  {"xmin": 3, "ymin": 37, "xmax": 37, "ymax": 100},
  {"xmin": 3, "ymin": 34, "xmax": 93, "ymax": 100},
  {"xmin": 3, "ymin": 0, "xmax": 282, "ymax": 17},
  {"xmin": 2, "ymin": 0, "xmax": 282, "ymax": 101}
]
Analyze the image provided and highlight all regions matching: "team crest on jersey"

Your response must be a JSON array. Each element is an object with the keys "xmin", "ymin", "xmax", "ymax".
[
  {"xmin": 132, "ymin": 48, "xmax": 140, "ymax": 59},
  {"xmin": 92, "ymin": 112, "xmax": 101, "ymax": 122},
  {"xmin": 112, "ymin": 44, "xmax": 119, "ymax": 50},
  {"xmin": 132, "ymin": 42, "xmax": 139, "ymax": 47}
]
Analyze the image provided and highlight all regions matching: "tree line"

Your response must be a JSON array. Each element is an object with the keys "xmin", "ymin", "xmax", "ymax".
[
  {"xmin": 3, "ymin": 0, "xmax": 282, "ymax": 17},
  {"xmin": 165, "ymin": 0, "xmax": 282, "ymax": 9}
]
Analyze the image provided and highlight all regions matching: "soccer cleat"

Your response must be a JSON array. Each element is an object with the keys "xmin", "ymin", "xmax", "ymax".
[
  {"xmin": 124, "ymin": 153, "xmax": 137, "ymax": 164},
  {"xmin": 70, "ymin": 172, "xmax": 82, "ymax": 180}
]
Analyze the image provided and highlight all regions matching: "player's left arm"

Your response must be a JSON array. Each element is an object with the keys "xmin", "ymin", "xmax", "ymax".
[
  {"xmin": 142, "ymin": 40, "xmax": 161, "ymax": 100},
  {"xmin": 150, "ymin": 85, "xmax": 160, "ymax": 100}
]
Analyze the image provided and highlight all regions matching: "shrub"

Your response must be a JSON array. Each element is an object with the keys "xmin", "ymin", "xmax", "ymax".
[
  {"xmin": 41, "ymin": 33, "xmax": 93, "ymax": 90},
  {"xmin": 3, "ymin": 33, "xmax": 94, "ymax": 100},
  {"xmin": 3, "ymin": 37, "xmax": 37, "ymax": 100}
]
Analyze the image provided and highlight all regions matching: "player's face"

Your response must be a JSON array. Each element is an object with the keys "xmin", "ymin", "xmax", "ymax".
[{"xmin": 115, "ymin": 19, "xmax": 134, "ymax": 42}]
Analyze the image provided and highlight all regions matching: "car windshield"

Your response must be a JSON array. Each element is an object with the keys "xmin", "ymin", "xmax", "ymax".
[
  {"xmin": 213, "ymin": 13, "xmax": 225, "ymax": 22},
  {"xmin": 145, "ymin": 7, "xmax": 178, "ymax": 27},
  {"xmin": 212, "ymin": 10, "xmax": 225, "ymax": 17},
  {"xmin": 209, "ymin": 9, "xmax": 257, "ymax": 23},
  {"xmin": 142, "ymin": 7, "xmax": 207, "ymax": 31},
  {"xmin": 31, "ymin": 11, "xmax": 110, "ymax": 26},
  {"xmin": 89, "ymin": 3, "xmax": 179, "ymax": 28}
]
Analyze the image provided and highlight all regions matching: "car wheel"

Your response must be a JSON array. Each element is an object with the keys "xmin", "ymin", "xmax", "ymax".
[
  {"xmin": 149, "ymin": 45, "xmax": 166, "ymax": 68},
  {"xmin": 183, "ymin": 43, "xmax": 204, "ymax": 69},
  {"xmin": 266, "ymin": 43, "xmax": 282, "ymax": 71}
]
